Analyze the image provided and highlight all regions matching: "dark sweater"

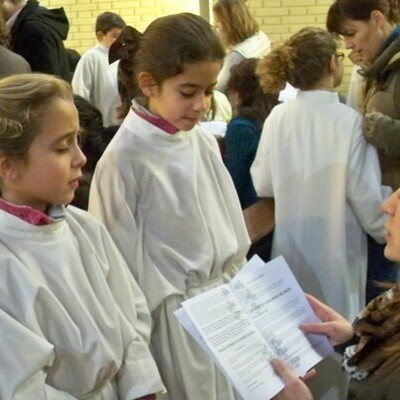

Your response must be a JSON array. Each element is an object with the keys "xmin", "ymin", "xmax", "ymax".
[{"xmin": 224, "ymin": 117, "xmax": 261, "ymax": 209}]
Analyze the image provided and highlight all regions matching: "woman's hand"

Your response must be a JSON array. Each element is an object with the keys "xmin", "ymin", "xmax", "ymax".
[
  {"xmin": 271, "ymin": 358, "xmax": 314, "ymax": 400},
  {"xmin": 301, "ymin": 294, "xmax": 354, "ymax": 346}
]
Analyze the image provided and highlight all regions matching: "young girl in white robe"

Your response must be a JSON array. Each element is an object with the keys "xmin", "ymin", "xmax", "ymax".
[
  {"xmin": 88, "ymin": 13, "xmax": 250, "ymax": 400},
  {"xmin": 0, "ymin": 73, "xmax": 164, "ymax": 400},
  {"xmin": 251, "ymin": 27, "xmax": 390, "ymax": 400}
]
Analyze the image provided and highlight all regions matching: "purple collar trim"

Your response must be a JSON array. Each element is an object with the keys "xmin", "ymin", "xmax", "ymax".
[
  {"xmin": 0, "ymin": 197, "xmax": 52, "ymax": 225},
  {"xmin": 133, "ymin": 108, "xmax": 179, "ymax": 134}
]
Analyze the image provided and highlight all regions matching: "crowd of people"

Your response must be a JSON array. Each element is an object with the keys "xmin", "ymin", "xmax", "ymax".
[{"xmin": 0, "ymin": 0, "xmax": 399, "ymax": 399}]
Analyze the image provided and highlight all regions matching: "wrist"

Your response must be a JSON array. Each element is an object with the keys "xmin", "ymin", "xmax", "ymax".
[{"xmin": 334, "ymin": 333, "xmax": 358, "ymax": 354}]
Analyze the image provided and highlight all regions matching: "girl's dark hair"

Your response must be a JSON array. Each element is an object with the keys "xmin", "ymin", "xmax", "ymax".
[
  {"xmin": 134, "ymin": 13, "xmax": 225, "ymax": 85},
  {"xmin": 108, "ymin": 25, "xmax": 143, "ymax": 118},
  {"xmin": 257, "ymin": 27, "xmax": 337, "ymax": 93},
  {"xmin": 227, "ymin": 58, "xmax": 279, "ymax": 128},
  {"xmin": 327, "ymin": 0, "xmax": 400, "ymax": 34}
]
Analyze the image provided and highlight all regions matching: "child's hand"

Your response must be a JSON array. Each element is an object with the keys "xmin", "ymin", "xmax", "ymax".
[
  {"xmin": 300, "ymin": 294, "xmax": 354, "ymax": 346},
  {"xmin": 271, "ymin": 358, "xmax": 314, "ymax": 400}
]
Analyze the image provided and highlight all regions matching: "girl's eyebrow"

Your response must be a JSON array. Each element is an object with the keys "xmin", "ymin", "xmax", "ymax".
[
  {"xmin": 51, "ymin": 131, "xmax": 77, "ymax": 144},
  {"xmin": 179, "ymin": 82, "xmax": 218, "ymax": 89}
]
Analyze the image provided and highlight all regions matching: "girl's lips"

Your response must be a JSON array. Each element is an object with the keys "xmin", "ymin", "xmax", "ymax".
[{"xmin": 69, "ymin": 177, "xmax": 81, "ymax": 189}]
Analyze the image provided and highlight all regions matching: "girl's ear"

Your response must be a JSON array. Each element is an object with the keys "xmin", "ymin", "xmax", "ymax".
[
  {"xmin": 96, "ymin": 31, "xmax": 104, "ymax": 42},
  {"xmin": 137, "ymin": 71, "xmax": 157, "ymax": 97},
  {"xmin": 370, "ymin": 10, "xmax": 385, "ymax": 28},
  {"xmin": 328, "ymin": 54, "xmax": 336, "ymax": 73},
  {"xmin": 0, "ymin": 155, "xmax": 20, "ymax": 184}
]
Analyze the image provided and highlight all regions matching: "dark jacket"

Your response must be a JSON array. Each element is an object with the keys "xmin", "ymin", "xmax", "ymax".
[
  {"xmin": 347, "ymin": 363, "xmax": 400, "ymax": 400},
  {"xmin": 10, "ymin": 0, "xmax": 70, "ymax": 80},
  {"xmin": 361, "ymin": 32, "xmax": 400, "ymax": 190}
]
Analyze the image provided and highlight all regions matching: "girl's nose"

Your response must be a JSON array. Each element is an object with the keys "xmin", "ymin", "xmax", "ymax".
[
  {"xmin": 382, "ymin": 190, "xmax": 399, "ymax": 217},
  {"xmin": 193, "ymin": 93, "xmax": 210, "ymax": 113},
  {"xmin": 73, "ymin": 144, "xmax": 87, "ymax": 168}
]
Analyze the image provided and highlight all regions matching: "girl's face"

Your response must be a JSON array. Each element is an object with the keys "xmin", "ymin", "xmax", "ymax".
[
  {"xmin": 148, "ymin": 61, "xmax": 221, "ymax": 131},
  {"xmin": 340, "ymin": 15, "xmax": 387, "ymax": 64},
  {"xmin": 4, "ymin": 98, "xmax": 86, "ymax": 211},
  {"xmin": 382, "ymin": 188, "xmax": 400, "ymax": 262}
]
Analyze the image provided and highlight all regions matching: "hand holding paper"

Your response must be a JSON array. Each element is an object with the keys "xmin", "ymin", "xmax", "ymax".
[{"xmin": 175, "ymin": 255, "xmax": 333, "ymax": 400}]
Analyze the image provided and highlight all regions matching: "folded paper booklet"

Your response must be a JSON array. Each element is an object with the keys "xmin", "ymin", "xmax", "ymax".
[{"xmin": 174, "ymin": 255, "xmax": 333, "ymax": 400}]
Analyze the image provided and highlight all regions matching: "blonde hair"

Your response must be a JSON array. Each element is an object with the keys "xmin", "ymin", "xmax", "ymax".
[
  {"xmin": 0, "ymin": 74, "xmax": 73, "ymax": 157},
  {"xmin": 257, "ymin": 27, "xmax": 337, "ymax": 93},
  {"xmin": 213, "ymin": 0, "xmax": 259, "ymax": 46}
]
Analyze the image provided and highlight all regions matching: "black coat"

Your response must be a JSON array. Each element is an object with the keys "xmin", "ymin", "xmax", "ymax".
[{"xmin": 10, "ymin": 0, "xmax": 70, "ymax": 80}]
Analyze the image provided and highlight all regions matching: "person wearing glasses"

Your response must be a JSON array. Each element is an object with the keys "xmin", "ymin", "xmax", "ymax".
[{"xmin": 327, "ymin": 0, "xmax": 400, "ymax": 304}]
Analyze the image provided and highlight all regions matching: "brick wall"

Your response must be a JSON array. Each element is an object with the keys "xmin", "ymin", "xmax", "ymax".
[
  {"xmin": 40, "ymin": 0, "xmax": 351, "ymax": 94},
  {"xmin": 40, "ymin": 0, "xmax": 200, "ymax": 51}
]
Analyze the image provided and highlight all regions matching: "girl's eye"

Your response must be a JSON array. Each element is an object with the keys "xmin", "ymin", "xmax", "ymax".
[
  {"xmin": 181, "ymin": 91, "xmax": 195, "ymax": 98},
  {"xmin": 56, "ymin": 147, "xmax": 69, "ymax": 153},
  {"xmin": 55, "ymin": 138, "xmax": 79, "ymax": 153}
]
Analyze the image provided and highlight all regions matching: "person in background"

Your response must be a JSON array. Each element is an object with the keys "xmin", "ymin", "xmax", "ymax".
[
  {"xmin": 0, "ymin": 73, "xmax": 164, "ymax": 399},
  {"xmin": 0, "ymin": 9, "xmax": 30, "ymax": 78},
  {"xmin": 0, "ymin": 0, "xmax": 70, "ymax": 80},
  {"xmin": 251, "ymin": 26, "xmax": 390, "ymax": 400},
  {"xmin": 224, "ymin": 57, "xmax": 279, "ymax": 209},
  {"xmin": 213, "ymin": 0, "xmax": 271, "ymax": 93},
  {"xmin": 88, "ymin": 13, "xmax": 250, "ymax": 400},
  {"xmin": 273, "ymin": 189, "xmax": 400, "ymax": 400},
  {"xmin": 72, "ymin": 11, "xmax": 125, "ymax": 127},
  {"xmin": 327, "ymin": 0, "xmax": 400, "ymax": 305}
]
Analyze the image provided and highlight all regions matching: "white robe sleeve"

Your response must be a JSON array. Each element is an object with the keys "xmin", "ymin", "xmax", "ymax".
[
  {"xmin": 99, "ymin": 223, "xmax": 152, "ymax": 343},
  {"xmin": 250, "ymin": 117, "xmax": 274, "ymax": 197},
  {"xmin": 346, "ymin": 116, "xmax": 391, "ymax": 243},
  {"xmin": 71, "ymin": 53, "xmax": 93, "ymax": 102},
  {"xmin": 0, "ymin": 308, "xmax": 76, "ymax": 400},
  {"xmin": 91, "ymin": 204, "xmax": 166, "ymax": 398},
  {"xmin": 88, "ymin": 154, "xmax": 142, "ymax": 278}
]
